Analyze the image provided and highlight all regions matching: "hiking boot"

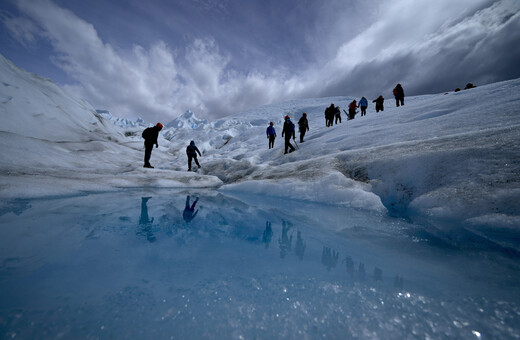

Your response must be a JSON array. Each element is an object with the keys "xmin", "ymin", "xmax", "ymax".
[{"xmin": 144, "ymin": 164, "xmax": 154, "ymax": 168}]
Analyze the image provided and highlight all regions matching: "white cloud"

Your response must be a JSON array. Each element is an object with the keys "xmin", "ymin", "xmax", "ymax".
[{"xmin": 3, "ymin": 0, "xmax": 520, "ymax": 122}]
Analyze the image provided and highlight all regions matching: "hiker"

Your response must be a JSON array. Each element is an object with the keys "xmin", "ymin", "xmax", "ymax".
[
  {"xmin": 464, "ymin": 82, "xmax": 476, "ymax": 90},
  {"xmin": 186, "ymin": 140, "xmax": 202, "ymax": 171},
  {"xmin": 183, "ymin": 195, "xmax": 199, "ymax": 223},
  {"xmin": 266, "ymin": 122, "xmax": 277, "ymax": 149},
  {"xmin": 348, "ymin": 100, "xmax": 358, "ymax": 120},
  {"xmin": 325, "ymin": 104, "xmax": 335, "ymax": 127},
  {"xmin": 334, "ymin": 105, "xmax": 342, "ymax": 124},
  {"xmin": 373, "ymin": 95, "xmax": 384, "ymax": 112},
  {"xmin": 298, "ymin": 113, "xmax": 309, "ymax": 143},
  {"xmin": 281, "ymin": 115, "xmax": 296, "ymax": 154},
  {"xmin": 142, "ymin": 122, "xmax": 163, "ymax": 168},
  {"xmin": 393, "ymin": 83, "xmax": 405, "ymax": 107},
  {"xmin": 359, "ymin": 97, "xmax": 368, "ymax": 116}
]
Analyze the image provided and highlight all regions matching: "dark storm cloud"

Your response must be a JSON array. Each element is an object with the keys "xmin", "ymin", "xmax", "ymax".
[{"xmin": 1, "ymin": 0, "xmax": 519, "ymax": 122}]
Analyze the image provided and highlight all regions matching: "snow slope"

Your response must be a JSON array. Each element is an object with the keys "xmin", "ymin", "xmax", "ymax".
[
  {"xmin": 1, "ymin": 53, "xmax": 519, "ymax": 230},
  {"xmin": 0, "ymin": 54, "xmax": 222, "ymax": 196}
]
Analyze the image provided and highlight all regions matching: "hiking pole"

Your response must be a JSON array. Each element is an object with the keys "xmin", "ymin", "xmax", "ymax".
[{"xmin": 293, "ymin": 138, "xmax": 299, "ymax": 150}]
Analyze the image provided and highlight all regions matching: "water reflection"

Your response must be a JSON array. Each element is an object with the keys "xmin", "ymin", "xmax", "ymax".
[
  {"xmin": 183, "ymin": 195, "xmax": 199, "ymax": 223},
  {"xmin": 295, "ymin": 231, "xmax": 306, "ymax": 260},
  {"xmin": 262, "ymin": 221, "xmax": 273, "ymax": 248},
  {"xmin": 321, "ymin": 246, "xmax": 339, "ymax": 271},
  {"xmin": 343, "ymin": 256, "xmax": 355, "ymax": 277},
  {"xmin": 1, "ymin": 190, "xmax": 519, "ymax": 339},
  {"xmin": 278, "ymin": 220, "xmax": 293, "ymax": 258},
  {"xmin": 137, "ymin": 197, "xmax": 156, "ymax": 242}
]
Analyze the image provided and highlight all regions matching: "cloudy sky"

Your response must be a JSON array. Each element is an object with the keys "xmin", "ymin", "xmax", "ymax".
[{"xmin": 1, "ymin": 0, "xmax": 519, "ymax": 122}]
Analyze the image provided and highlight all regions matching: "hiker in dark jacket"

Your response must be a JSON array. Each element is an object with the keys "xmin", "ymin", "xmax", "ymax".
[
  {"xmin": 359, "ymin": 97, "xmax": 368, "ymax": 116},
  {"xmin": 186, "ymin": 140, "xmax": 202, "ymax": 171},
  {"xmin": 142, "ymin": 123, "xmax": 163, "ymax": 168},
  {"xmin": 266, "ymin": 122, "xmax": 276, "ymax": 149},
  {"xmin": 393, "ymin": 83, "xmax": 405, "ymax": 107},
  {"xmin": 281, "ymin": 115, "xmax": 296, "ymax": 154},
  {"xmin": 298, "ymin": 113, "xmax": 309, "ymax": 143},
  {"xmin": 334, "ymin": 106, "xmax": 342, "ymax": 124},
  {"xmin": 373, "ymin": 95, "xmax": 384, "ymax": 112},
  {"xmin": 325, "ymin": 104, "xmax": 335, "ymax": 127}
]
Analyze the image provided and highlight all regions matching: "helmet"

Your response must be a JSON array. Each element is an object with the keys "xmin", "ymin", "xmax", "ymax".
[
  {"xmin": 156, "ymin": 122, "xmax": 163, "ymax": 129},
  {"xmin": 303, "ymin": 112, "xmax": 307, "ymax": 116},
  {"xmin": 269, "ymin": 122, "xmax": 273, "ymax": 125},
  {"xmin": 285, "ymin": 115, "xmax": 290, "ymax": 120}
]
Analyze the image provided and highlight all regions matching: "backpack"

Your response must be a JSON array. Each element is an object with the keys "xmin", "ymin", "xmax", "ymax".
[{"xmin": 142, "ymin": 127, "xmax": 152, "ymax": 139}]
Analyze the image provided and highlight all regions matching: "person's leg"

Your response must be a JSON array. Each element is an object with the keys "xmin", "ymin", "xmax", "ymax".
[
  {"xmin": 144, "ymin": 144, "xmax": 153, "ymax": 166},
  {"xmin": 396, "ymin": 98, "xmax": 399, "ymax": 107},
  {"xmin": 194, "ymin": 156, "xmax": 201, "ymax": 168},
  {"xmin": 188, "ymin": 155, "xmax": 193, "ymax": 170}
]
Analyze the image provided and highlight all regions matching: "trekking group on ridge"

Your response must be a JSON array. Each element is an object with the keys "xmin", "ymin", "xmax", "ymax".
[{"xmin": 142, "ymin": 83, "xmax": 408, "ymax": 168}]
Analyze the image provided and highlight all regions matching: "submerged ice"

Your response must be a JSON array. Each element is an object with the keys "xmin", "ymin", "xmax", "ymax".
[{"xmin": 0, "ymin": 190, "xmax": 519, "ymax": 339}]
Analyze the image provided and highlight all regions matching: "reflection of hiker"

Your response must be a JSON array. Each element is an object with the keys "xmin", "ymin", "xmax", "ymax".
[
  {"xmin": 278, "ymin": 220, "xmax": 293, "ymax": 258},
  {"xmin": 321, "ymin": 246, "xmax": 339, "ymax": 271},
  {"xmin": 142, "ymin": 123, "xmax": 163, "ymax": 168},
  {"xmin": 334, "ymin": 105, "xmax": 342, "ymax": 124},
  {"xmin": 372, "ymin": 95, "xmax": 384, "ymax": 112},
  {"xmin": 263, "ymin": 221, "xmax": 273, "ymax": 248},
  {"xmin": 281, "ymin": 115, "xmax": 296, "ymax": 154},
  {"xmin": 295, "ymin": 231, "xmax": 306, "ymax": 261},
  {"xmin": 138, "ymin": 197, "xmax": 156, "ymax": 242},
  {"xmin": 266, "ymin": 122, "xmax": 276, "ymax": 149},
  {"xmin": 298, "ymin": 113, "xmax": 309, "ymax": 143},
  {"xmin": 186, "ymin": 141, "xmax": 202, "ymax": 171},
  {"xmin": 348, "ymin": 100, "xmax": 358, "ymax": 120},
  {"xmin": 393, "ymin": 83, "xmax": 405, "ymax": 107},
  {"xmin": 343, "ymin": 256, "xmax": 354, "ymax": 276},
  {"xmin": 183, "ymin": 195, "xmax": 199, "ymax": 222},
  {"xmin": 359, "ymin": 97, "xmax": 368, "ymax": 116}
]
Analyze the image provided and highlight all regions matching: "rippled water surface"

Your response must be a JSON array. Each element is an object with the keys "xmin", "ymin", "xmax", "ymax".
[{"xmin": 0, "ymin": 190, "xmax": 519, "ymax": 339}]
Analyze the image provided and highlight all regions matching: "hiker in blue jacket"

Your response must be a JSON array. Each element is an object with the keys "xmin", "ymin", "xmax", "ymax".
[
  {"xmin": 359, "ymin": 97, "xmax": 368, "ymax": 116},
  {"xmin": 266, "ymin": 122, "xmax": 276, "ymax": 149}
]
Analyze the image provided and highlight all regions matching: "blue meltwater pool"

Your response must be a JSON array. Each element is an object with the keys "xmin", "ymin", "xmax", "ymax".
[{"xmin": 0, "ymin": 189, "xmax": 519, "ymax": 339}]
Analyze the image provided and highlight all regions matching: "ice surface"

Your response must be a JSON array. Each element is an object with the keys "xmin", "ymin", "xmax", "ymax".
[
  {"xmin": 1, "ymin": 52, "xmax": 519, "ymax": 234},
  {"xmin": 0, "ymin": 190, "xmax": 519, "ymax": 339}
]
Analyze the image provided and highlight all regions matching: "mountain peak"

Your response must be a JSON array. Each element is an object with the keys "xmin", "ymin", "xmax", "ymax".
[{"xmin": 166, "ymin": 110, "xmax": 207, "ymax": 129}]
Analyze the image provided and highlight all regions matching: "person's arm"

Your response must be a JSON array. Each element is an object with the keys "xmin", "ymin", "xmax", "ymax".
[{"xmin": 196, "ymin": 147, "xmax": 201, "ymax": 156}]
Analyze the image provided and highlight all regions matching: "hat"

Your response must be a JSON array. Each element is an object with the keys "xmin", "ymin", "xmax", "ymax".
[
  {"xmin": 285, "ymin": 115, "xmax": 290, "ymax": 119},
  {"xmin": 269, "ymin": 122, "xmax": 273, "ymax": 125},
  {"xmin": 303, "ymin": 112, "xmax": 307, "ymax": 116},
  {"xmin": 156, "ymin": 122, "xmax": 163, "ymax": 129}
]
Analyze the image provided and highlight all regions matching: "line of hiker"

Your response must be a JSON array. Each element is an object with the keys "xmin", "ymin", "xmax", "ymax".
[
  {"xmin": 325, "ymin": 83, "xmax": 405, "ymax": 124},
  {"xmin": 142, "ymin": 83, "xmax": 406, "ymax": 167}
]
